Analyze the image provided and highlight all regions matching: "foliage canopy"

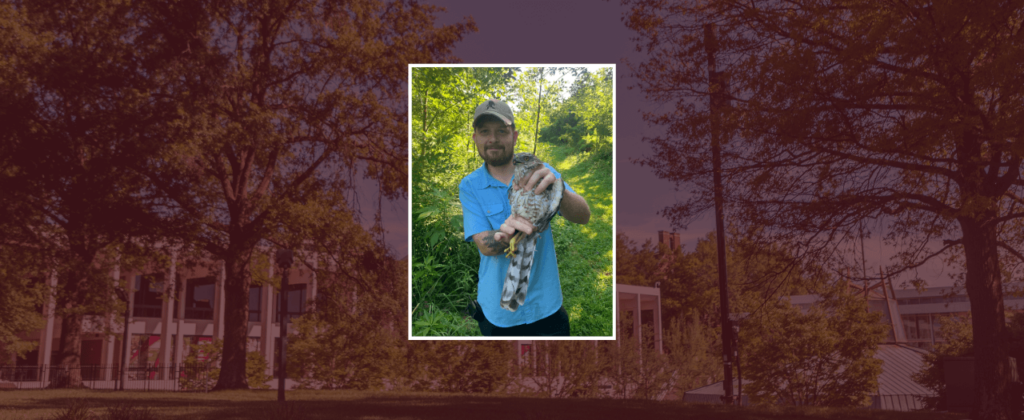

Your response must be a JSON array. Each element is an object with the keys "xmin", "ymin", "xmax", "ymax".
[{"xmin": 623, "ymin": 1, "xmax": 1024, "ymax": 417}]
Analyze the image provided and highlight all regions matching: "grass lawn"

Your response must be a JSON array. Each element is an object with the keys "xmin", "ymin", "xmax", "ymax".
[{"xmin": 0, "ymin": 390, "xmax": 965, "ymax": 420}]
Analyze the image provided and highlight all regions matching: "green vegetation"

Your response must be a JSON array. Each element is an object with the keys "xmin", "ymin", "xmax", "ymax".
[
  {"xmin": 741, "ymin": 291, "xmax": 888, "ymax": 407},
  {"xmin": 618, "ymin": 232, "xmax": 887, "ymax": 407},
  {"xmin": 0, "ymin": 0, "xmax": 474, "ymax": 389},
  {"xmin": 624, "ymin": 1, "xmax": 1024, "ymax": 417},
  {"xmin": 0, "ymin": 390, "xmax": 966, "ymax": 420},
  {"xmin": 410, "ymin": 67, "xmax": 613, "ymax": 336},
  {"xmin": 178, "ymin": 340, "xmax": 271, "ymax": 391}
]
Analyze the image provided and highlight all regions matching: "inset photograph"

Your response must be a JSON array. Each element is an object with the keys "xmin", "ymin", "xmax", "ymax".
[{"xmin": 409, "ymin": 65, "xmax": 614, "ymax": 338}]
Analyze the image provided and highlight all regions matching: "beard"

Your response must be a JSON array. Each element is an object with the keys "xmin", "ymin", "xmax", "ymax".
[{"xmin": 479, "ymin": 144, "xmax": 514, "ymax": 167}]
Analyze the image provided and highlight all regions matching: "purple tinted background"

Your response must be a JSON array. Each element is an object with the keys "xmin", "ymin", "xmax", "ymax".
[
  {"xmin": 398, "ymin": 0, "xmax": 950, "ymax": 286},
  {"xmin": 418, "ymin": 0, "xmax": 693, "ymax": 250}
]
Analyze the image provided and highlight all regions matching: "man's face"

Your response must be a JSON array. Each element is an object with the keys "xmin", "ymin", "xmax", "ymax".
[{"xmin": 473, "ymin": 120, "xmax": 517, "ymax": 167}]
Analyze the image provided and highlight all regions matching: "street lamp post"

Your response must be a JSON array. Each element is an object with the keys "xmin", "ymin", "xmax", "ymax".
[
  {"xmin": 275, "ymin": 249, "xmax": 293, "ymax": 402},
  {"xmin": 704, "ymin": 23, "xmax": 736, "ymax": 405},
  {"xmin": 113, "ymin": 286, "xmax": 131, "ymax": 391}
]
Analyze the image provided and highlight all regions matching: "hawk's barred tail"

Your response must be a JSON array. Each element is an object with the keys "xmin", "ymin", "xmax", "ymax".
[{"xmin": 500, "ymin": 231, "xmax": 538, "ymax": 312}]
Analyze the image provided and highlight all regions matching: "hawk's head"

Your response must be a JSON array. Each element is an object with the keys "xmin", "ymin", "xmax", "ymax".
[
  {"xmin": 512, "ymin": 153, "xmax": 544, "ymax": 188},
  {"xmin": 512, "ymin": 152, "xmax": 542, "ymax": 167}
]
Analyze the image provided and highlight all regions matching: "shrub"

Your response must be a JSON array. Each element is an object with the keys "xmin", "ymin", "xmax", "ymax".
[
  {"xmin": 50, "ymin": 398, "xmax": 92, "ymax": 420},
  {"xmin": 178, "ymin": 339, "xmax": 271, "ymax": 390}
]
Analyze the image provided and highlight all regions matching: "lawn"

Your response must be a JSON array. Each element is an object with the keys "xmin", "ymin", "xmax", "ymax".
[{"xmin": 0, "ymin": 390, "xmax": 965, "ymax": 420}]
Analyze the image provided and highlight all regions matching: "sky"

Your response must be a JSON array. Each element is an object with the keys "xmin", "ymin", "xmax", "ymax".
[{"xmin": 366, "ymin": 0, "xmax": 955, "ymax": 287}]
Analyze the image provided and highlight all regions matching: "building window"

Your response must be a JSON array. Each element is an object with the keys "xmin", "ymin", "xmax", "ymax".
[
  {"xmin": 274, "ymin": 284, "xmax": 306, "ymax": 323},
  {"xmin": 133, "ymin": 274, "xmax": 166, "ymax": 318},
  {"xmin": 128, "ymin": 334, "xmax": 174, "ymax": 368},
  {"xmin": 249, "ymin": 286, "xmax": 261, "ymax": 322},
  {"xmin": 185, "ymin": 277, "xmax": 215, "ymax": 320},
  {"xmin": 902, "ymin": 313, "xmax": 949, "ymax": 350}
]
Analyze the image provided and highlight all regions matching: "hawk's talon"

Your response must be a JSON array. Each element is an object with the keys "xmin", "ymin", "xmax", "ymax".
[{"xmin": 505, "ymin": 235, "xmax": 518, "ymax": 258}]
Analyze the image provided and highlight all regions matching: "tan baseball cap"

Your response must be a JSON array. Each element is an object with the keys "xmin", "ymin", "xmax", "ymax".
[{"xmin": 473, "ymin": 98, "xmax": 515, "ymax": 127}]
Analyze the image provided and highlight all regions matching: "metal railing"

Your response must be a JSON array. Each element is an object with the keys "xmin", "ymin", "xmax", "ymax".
[{"xmin": 0, "ymin": 364, "xmax": 214, "ymax": 392}]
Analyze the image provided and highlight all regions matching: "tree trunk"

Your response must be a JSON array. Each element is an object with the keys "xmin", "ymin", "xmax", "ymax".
[
  {"xmin": 213, "ymin": 249, "xmax": 253, "ymax": 390},
  {"xmin": 54, "ymin": 311, "xmax": 84, "ymax": 388},
  {"xmin": 961, "ymin": 218, "xmax": 1018, "ymax": 420}
]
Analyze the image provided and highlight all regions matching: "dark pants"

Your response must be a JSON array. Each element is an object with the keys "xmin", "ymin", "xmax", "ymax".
[{"xmin": 475, "ymin": 305, "xmax": 571, "ymax": 337}]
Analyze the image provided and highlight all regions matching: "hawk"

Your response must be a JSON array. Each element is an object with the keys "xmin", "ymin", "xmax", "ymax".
[{"xmin": 501, "ymin": 152, "xmax": 563, "ymax": 312}]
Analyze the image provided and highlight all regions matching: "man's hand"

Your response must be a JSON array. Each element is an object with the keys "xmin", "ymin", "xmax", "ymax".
[
  {"xmin": 496, "ymin": 215, "xmax": 535, "ymax": 258},
  {"xmin": 471, "ymin": 216, "xmax": 534, "ymax": 257},
  {"xmin": 513, "ymin": 166, "xmax": 558, "ymax": 195},
  {"xmin": 494, "ymin": 215, "xmax": 533, "ymax": 243},
  {"xmin": 513, "ymin": 165, "xmax": 591, "ymax": 225}
]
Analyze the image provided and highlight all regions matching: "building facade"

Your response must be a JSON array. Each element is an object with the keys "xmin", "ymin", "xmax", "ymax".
[{"xmin": 10, "ymin": 249, "xmax": 318, "ymax": 382}]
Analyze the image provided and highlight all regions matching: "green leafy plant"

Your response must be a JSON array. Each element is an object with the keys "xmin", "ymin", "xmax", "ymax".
[{"xmin": 49, "ymin": 398, "xmax": 93, "ymax": 420}]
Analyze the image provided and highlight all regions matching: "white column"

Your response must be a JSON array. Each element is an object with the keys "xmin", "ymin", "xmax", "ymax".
[
  {"xmin": 103, "ymin": 262, "xmax": 120, "ymax": 380},
  {"xmin": 261, "ymin": 257, "xmax": 275, "ymax": 375},
  {"xmin": 174, "ymin": 276, "xmax": 186, "ymax": 368},
  {"xmin": 121, "ymin": 272, "xmax": 135, "ymax": 373},
  {"xmin": 213, "ymin": 261, "xmax": 225, "ymax": 341},
  {"xmin": 158, "ymin": 249, "xmax": 177, "ymax": 379},
  {"xmin": 655, "ymin": 293, "xmax": 663, "ymax": 354},
  {"xmin": 635, "ymin": 293, "xmax": 642, "ymax": 349},
  {"xmin": 38, "ymin": 270, "xmax": 58, "ymax": 386},
  {"xmin": 309, "ymin": 257, "xmax": 317, "ymax": 313},
  {"xmin": 120, "ymin": 268, "xmax": 135, "ymax": 387}
]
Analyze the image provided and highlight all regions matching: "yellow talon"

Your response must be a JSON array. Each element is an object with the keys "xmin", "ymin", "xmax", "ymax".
[{"xmin": 505, "ymin": 235, "xmax": 518, "ymax": 258}]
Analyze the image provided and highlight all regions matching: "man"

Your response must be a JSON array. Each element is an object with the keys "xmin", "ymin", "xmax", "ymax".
[{"xmin": 459, "ymin": 98, "xmax": 591, "ymax": 336}]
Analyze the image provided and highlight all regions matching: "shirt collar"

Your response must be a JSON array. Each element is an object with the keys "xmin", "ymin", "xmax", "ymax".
[{"xmin": 473, "ymin": 163, "xmax": 511, "ymax": 190}]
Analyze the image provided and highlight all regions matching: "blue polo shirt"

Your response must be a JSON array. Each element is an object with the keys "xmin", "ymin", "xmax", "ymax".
[{"xmin": 459, "ymin": 162, "xmax": 575, "ymax": 328}]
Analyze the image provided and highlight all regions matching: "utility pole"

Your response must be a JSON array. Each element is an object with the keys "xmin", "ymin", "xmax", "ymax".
[
  {"xmin": 704, "ymin": 23, "xmax": 736, "ymax": 405},
  {"xmin": 275, "ymin": 249, "xmax": 293, "ymax": 402}
]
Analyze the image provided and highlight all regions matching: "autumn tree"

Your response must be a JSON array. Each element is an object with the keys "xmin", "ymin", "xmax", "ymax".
[
  {"xmin": 662, "ymin": 315, "xmax": 722, "ymax": 398},
  {"xmin": 624, "ymin": 0, "xmax": 1024, "ymax": 417},
  {"xmin": 136, "ymin": 0, "xmax": 473, "ymax": 389},
  {"xmin": 0, "ymin": 3, "xmax": 45, "ymax": 362},
  {"xmin": 603, "ymin": 322, "xmax": 674, "ymax": 400},
  {"xmin": 0, "ymin": 246, "xmax": 45, "ymax": 362},
  {"xmin": 0, "ymin": 0, "xmax": 185, "ymax": 386},
  {"xmin": 617, "ymin": 231, "xmax": 811, "ymax": 332},
  {"xmin": 287, "ymin": 230, "xmax": 406, "ymax": 390},
  {"xmin": 740, "ymin": 289, "xmax": 887, "ymax": 407}
]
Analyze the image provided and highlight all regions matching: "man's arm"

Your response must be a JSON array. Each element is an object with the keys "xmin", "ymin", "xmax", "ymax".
[
  {"xmin": 559, "ymin": 189, "xmax": 590, "ymax": 225},
  {"xmin": 476, "ymin": 215, "xmax": 537, "ymax": 256},
  {"xmin": 472, "ymin": 230, "xmax": 509, "ymax": 257}
]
